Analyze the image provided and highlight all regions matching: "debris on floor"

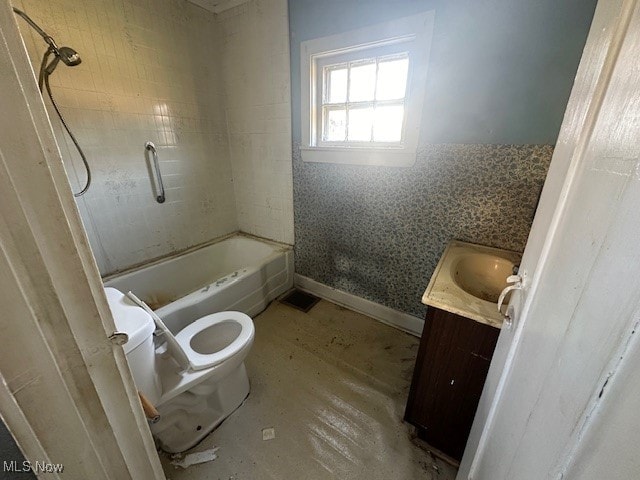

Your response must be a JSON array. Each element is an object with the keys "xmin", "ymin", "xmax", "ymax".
[
  {"xmin": 262, "ymin": 427, "xmax": 276, "ymax": 441},
  {"xmin": 170, "ymin": 447, "xmax": 220, "ymax": 469}
]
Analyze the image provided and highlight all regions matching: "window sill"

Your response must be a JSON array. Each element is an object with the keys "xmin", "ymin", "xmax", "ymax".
[{"xmin": 300, "ymin": 146, "xmax": 416, "ymax": 167}]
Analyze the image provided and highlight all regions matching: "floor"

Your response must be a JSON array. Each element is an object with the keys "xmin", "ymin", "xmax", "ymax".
[{"xmin": 160, "ymin": 299, "xmax": 458, "ymax": 480}]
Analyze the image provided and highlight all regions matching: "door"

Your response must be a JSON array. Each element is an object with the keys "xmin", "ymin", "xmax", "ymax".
[
  {"xmin": 0, "ymin": 2, "xmax": 164, "ymax": 478},
  {"xmin": 458, "ymin": 0, "xmax": 640, "ymax": 478}
]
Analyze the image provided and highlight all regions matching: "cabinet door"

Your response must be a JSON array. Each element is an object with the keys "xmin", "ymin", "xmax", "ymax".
[{"xmin": 405, "ymin": 307, "xmax": 499, "ymax": 460}]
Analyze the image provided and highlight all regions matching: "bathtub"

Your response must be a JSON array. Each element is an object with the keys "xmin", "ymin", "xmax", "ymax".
[{"xmin": 104, "ymin": 234, "xmax": 293, "ymax": 334}]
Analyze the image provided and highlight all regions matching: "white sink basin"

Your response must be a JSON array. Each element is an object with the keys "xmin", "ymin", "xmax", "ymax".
[
  {"xmin": 452, "ymin": 254, "xmax": 515, "ymax": 303},
  {"xmin": 422, "ymin": 241, "xmax": 522, "ymax": 328}
]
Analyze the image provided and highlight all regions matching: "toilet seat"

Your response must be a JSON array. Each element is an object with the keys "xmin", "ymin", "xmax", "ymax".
[
  {"xmin": 174, "ymin": 311, "xmax": 254, "ymax": 371},
  {"xmin": 125, "ymin": 291, "xmax": 254, "ymax": 373}
]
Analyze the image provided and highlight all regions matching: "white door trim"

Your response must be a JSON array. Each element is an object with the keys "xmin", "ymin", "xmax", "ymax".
[{"xmin": 0, "ymin": 1, "xmax": 164, "ymax": 478}]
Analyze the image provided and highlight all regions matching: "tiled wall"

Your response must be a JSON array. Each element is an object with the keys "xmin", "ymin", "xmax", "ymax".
[
  {"xmin": 215, "ymin": 0, "xmax": 294, "ymax": 244},
  {"xmin": 14, "ymin": 0, "xmax": 294, "ymax": 275},
  {"xmin": 14, "ymin": 0, "xmax": 238, "ymax": 275}
]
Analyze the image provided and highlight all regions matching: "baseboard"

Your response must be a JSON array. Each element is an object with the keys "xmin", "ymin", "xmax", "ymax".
[{"xmin": 294, "ymin": 274, "xmax": 424, "ymax": 337}]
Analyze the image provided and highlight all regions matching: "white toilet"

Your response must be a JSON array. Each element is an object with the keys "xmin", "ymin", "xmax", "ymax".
[{"xmin": 104, "ymin": 287, "xmax": 255, "ymax": 453}]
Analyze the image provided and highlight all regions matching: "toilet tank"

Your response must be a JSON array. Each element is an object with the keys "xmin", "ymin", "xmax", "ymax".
[{"xmin": 104, "ymin": 287, "xmax": 162, "ymax": 404}]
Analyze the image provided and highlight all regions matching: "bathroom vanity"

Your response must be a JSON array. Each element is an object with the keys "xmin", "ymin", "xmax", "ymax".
[{"xmin": 405, "ymin": 241, "xmax": 521, "ymax": 461}]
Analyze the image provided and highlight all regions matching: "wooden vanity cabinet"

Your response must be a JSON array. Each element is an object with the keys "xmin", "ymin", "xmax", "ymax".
[{"xmin": 404, "ymin": 306, "xmax": 500, "ymax": 461}]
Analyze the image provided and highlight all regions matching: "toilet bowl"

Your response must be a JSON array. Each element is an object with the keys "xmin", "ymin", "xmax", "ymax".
[
  {"xmin": 175, "ymin": 312, "xmax": 254, "ymax": 370},
  {"xmin": 104, "ymin": 287, "xmax": 255, "ymax": 453}
]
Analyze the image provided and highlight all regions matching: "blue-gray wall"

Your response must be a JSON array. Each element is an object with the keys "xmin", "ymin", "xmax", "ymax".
[
  {"xmin": 290, "ymin": 0, "xmax": 598, "ymax": 145},
  {"xmin": 290, "ymin": 0, "xmax": 597, "ymax": 318}
]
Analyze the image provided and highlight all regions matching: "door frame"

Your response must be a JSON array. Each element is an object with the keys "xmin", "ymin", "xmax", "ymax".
[{"xmin": 0, "ymin": 1, "xmax": 164, "ymax": 478}]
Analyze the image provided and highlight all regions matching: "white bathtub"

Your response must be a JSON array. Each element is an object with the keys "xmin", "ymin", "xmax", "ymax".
[{"xmin": 104, "ymin": 234, "xmax": 293, "ymax": 334}]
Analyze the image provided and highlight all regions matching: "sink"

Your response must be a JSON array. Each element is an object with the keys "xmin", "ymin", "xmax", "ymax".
[
  {"xmin": 421, "ymin": 241, "xmax": 522, "ymax": 328},
  {"xmin": 451, "ymin": 254, "xmax": 515, "ymax": 303}
]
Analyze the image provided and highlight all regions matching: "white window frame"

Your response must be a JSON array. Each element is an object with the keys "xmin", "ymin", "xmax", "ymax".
[
  {"xmin": 300, "ymin": 11, "xmax": 435, "ymax": 167},
  {"xmin": 318, "ymin": 48, "xmax": 410, "ymax": 146}
]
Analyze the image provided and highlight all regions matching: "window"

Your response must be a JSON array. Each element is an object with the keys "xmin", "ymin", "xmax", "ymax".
[
  {"xmin": 321, "ymin": 53, "xmax": 409, "ymax": 144},
  {"xmin": 301, "ymin": 11, "xmax": 435, "ymax": 167}
]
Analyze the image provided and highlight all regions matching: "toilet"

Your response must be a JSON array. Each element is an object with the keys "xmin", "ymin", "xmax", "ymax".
[{"xmin": 104, "ymin": 287, "xmax": 255, "ymax": 453}]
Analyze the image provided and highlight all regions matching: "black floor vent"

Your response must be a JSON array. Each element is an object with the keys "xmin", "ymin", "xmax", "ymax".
[{"xmin": 280, "ymin": 289, "xmax": 320, "ymax": 313}]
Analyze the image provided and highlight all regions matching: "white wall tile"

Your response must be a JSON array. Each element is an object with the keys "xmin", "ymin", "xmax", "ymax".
[
  {"xmin": 217, "ymin": 0, "xmax": 294, "ymax": 245},
  {"xmin": 15, "ymin": 0, "xmax": 239, "ymax": 274},
  {"xmin": 14, "ymin": 0, "xmax": 293, "ymax": 274}
]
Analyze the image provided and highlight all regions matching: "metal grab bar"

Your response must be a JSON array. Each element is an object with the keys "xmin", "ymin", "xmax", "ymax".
[{"xmin": 145, "ymin": 141, "xmax": 165, "ymax": 203}]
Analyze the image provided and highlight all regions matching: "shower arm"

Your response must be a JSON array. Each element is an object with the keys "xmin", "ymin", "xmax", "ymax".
[{"xmin": 12, "ymin": 8, "xmax": 61, "ymax": 54}]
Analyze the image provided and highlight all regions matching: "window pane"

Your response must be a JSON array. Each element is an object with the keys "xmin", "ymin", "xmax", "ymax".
[
  {"xmin": 326, "ymin": 67, "xmax": 347, "ymax": 103},
  {"xmin": 349, "ymin": 62, "xmax": 376, "ymax": 101},
  {"xmin": 347, "ymin": 107, "xmax": 374, "ymax": 141},
  {"xmin": 324, "ymin": 108, "xmax": 346, "ymax": 141},
  {"xmin": 373, "ymin": 105, "xmax": 404, "ymax": 142},
  {"xmin": 376, "ymin": 58, "xmax": 409, "ymax": 100}
]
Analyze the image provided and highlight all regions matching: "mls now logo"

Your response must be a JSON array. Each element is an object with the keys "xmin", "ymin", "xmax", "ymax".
[{"xmin": 4, "ymin": 460, "xmax": 64, "ymax": 474}]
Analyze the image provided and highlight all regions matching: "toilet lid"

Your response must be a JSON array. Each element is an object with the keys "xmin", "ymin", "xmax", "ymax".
[{"xmin": 174, "ymin": 311, "xmax": 254, "ymax": 371}]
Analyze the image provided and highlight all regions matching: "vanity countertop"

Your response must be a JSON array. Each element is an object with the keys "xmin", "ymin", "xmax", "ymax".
[{"xmin": 422, "ymin": 241, "xmax": 522, "ymax": 329}]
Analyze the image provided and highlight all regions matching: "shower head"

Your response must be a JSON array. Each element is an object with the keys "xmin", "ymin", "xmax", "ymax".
[
  {"xmin": 12, "ymin": 7, "xmax": 81, "ymax": 70},
  {"xmin": 43, "ymin": 46, "xmax": 81, "ymax": 75},
  {"xmin": 57, "ymin": 46, "xmax": 82, "ymax": 67}
]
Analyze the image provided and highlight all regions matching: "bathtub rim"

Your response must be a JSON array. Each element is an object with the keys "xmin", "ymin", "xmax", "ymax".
[{"xmin": 102, "ymin": 231, "xmax": 293, "ymax": 283}]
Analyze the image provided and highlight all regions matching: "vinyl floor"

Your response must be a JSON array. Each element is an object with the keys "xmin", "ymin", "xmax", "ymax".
[{"xmin": 160, "ymin": 299, "xmax": 458, "ymax": 480}]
